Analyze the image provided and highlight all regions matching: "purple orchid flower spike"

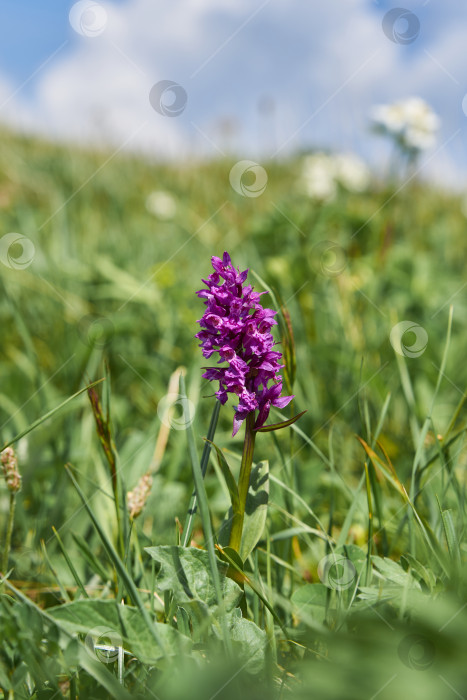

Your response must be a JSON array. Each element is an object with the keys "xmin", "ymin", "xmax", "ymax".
[{"xmin": 196, "ymin": 251, "xmax": 294, "ymax": 436}]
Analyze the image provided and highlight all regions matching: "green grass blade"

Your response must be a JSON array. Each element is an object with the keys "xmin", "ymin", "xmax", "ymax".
[
  {"xmin": 338, "ymin": 392, "xmax": 392, "ymax": 547},
  {"xmin": 52, "ymin": 526, "xmax": 89, "ymax": 599},
  {"xmin": 64, "ymin": 464, "xmax": 169, "ymax": 658},
  {"xmin": 182, "ymin": 398, "xmax": 220, "ymax": 547},
  {"xmin": 72, "ymin": 532, "xmax": 112, "ymax": 583},
  {"xmin": 437, "ymin": 496, "xmax": 461, "ymax": 571},
  {"xmin": 2, "ymin": 578, "xmax": 133, "ymax": 700},
  {"xmin": 1, "ymin": 378, "xmax": 104, "ymax": 449},
  {"xmin": 179, "ymin": 375, "xmax": 231, "ymax": 655},
  {"xmin": 269, "ymin": 473, "xmax": 328, "ymax": 535},
  {"xmin": 40, "ymin": 539, "xmax": 71, "ymax": 603},
  {"xmin": 411, "ymin": 306, "xmax": 454, "ymax": 498},
  {"xmin": 205, "ymin": 438, "xmax": 240, "ymax": 512}
]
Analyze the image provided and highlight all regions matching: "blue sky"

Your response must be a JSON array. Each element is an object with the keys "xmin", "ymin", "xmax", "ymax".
[{"xmin": 1, "ymin": 0, "xmax": 466, "ymax": 187}]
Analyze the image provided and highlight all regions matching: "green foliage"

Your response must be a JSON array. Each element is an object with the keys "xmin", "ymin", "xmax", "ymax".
[
  {"xmin": 48, "ymin": 599, "xmax": 191, "ymax": 663},
  {"xmin": 239, "ymin": 460, "xmax": 269, "ymax": 561},
  {"xmin": 1, "ymin": 130, "xmax": 467, "ymax": 698},
  {"xmin": 144, "ymin": 545, "xmax": 243, "ymax": 616}
]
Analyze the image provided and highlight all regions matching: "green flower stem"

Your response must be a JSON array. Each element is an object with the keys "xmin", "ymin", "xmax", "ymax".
[
  {"xmin": 1, "ymin": 492, "xmax": 16, "ymax": 581},
  {"xmin": 182, "ymin": 399, "xmax": 220, "ymax": 547},
  {"xmin": 229, "ymin": 412, "xmax": 256, "ymax": 554}
]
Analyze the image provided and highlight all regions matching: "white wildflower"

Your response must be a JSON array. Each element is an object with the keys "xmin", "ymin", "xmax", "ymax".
[
  {"xmin": 371, "ymin": 97, "xmax": 440, "ymax": 151},
  {"xmin": 302, "ymin": 152, "xmax": 370, "ymax": 201},
  {"xmin": 145, "ymin": 190, "xmax": 177, "ymax": 220},
  {"xmin": 302, "ymin": 153, "xmax": 338, "ymax": 201},
  {"xmin": 371, "ymin": 103, "xmax": 406, "ymax": 134},
  {"xmin": 333, "ymin": 154, "xmax": 370, "ymax": 192}
]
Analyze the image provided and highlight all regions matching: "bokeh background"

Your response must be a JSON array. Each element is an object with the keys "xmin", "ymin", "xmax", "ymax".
[
  {"xmin": 1, "ymin": 3, "xmax": 467, "ymax": 700},
  {"xmin": 1, "ymin": 0, "xmax": 467, "ymax": 184}
]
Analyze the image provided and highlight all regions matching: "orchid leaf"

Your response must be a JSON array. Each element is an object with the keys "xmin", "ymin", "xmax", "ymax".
[
  {"xmin": 204, "ymin": 438, "xmax": 240, "ymax": 512},
  {"xmin": 254, "ymin": 410, "xmax": 307, "ymax": 433},
  {"xmin": 240, "ymin": 460, "xmax": 269, "ymax": 561}
]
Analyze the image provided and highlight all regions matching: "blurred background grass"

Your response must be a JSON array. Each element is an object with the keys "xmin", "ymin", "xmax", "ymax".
[{"xmin": 1, "ymin": 127, "xmax": 467, "ymax": 698}]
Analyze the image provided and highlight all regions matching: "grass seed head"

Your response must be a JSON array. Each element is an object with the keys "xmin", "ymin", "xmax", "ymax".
[
  {"xmin": 127, "ymin": 472, "xmax": 153, "ymax": 520},
  {"xmin": 1, "ymin": 446, "xmax": 22, "ymax": 493}
]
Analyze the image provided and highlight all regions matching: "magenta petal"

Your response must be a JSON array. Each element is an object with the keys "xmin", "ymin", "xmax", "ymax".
[
  {"xmin": 211, "ymin": 256, "xmax": 224, "ymax": 274},
  {"xmin": 273, "ymin": 394, "xmax": 294, "ymax": 409},
  {"xmin": 197, "ymin": 251, "xmax": 295, "ymax": 437},
  {"xmin": 216, "ymin": 388, "xmax": 228, "ymax": 405},
  {"xmin": 232, "ymin": 412, "xmax": 245, "ymax": 437},
  {"xmin": 255, "ymin": 400, "xmax": 271, "ymax": 430}
]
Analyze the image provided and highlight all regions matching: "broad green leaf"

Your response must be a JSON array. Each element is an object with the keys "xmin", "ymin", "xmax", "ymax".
[
  {"xmin": 216, "ymin": 461, "xmax": 269, "ymax": 558},
  {"xmin": 2, "ymin": 580, "xmax": 133, "ymax": 700},
  {"xmin": 145, "ymin": 545, "xmax": 243, "ymax": 617},
  {"xmin": 176, "ymin": 606, "xmax": 191, "ymax": 637},
  {"xmin": 372, "ymin": 556, "xmax": 420, "ymax": 589},
  {"xmin": 291, "ymin": 583, "xmax": 330, "ymax": 625},
  {"xmin": 341, "ymin": 544, "xmax": 367, "ymax": 576},
  {"xmin": 356, "ymin": 587, "xmax": 396, "ymax": 603},
  {"xmin": 65, "ymin": 466, "xmax": 169, "ymax": 658},
  {"xmin": 400, "ymin": 553, "xmax": 436, "ymax": 591},
  {"xmin": 216, "ymin": 545, "xmax": 245, "ymax": 586},
  {"xmin": 240, "ymin": 460, "xmax": 269, "ymax": 561},
  {"xmin": 227, "ymin": 608, "xmax": 267, "ymax": 674},
  {"xmin": 314, "ymin": 544, "xmax": 366, "ymax": 592},
  {"xmin": 48, "ymin": 599, "xmax": 191, "ymax": 664}
]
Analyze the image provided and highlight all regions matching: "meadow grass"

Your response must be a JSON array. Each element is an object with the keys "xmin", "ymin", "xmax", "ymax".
[{"xmin": 0, "ymin": 128, "xmax": 467, "ymax": 699}]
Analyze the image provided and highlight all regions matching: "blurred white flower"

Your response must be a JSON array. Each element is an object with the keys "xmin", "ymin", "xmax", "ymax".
[
  {"xmin": 145, "ymin": 190, "xmax": 177, "ymax": 219},
  {"xmin": 333, "ymin": 154, "xmax": 370, "ymax": 192},
  {"xmin": 371, "ymin": 103, "xmax": 406, "ymax": 134},
  {"xmin": 302, "ymin": 153, "xmax": 336, "ymax": 201},
  {"xmin": 302, "ymin": 152, "xmax": 370, "ymax": 201},
  {"xmin": 371, "ymin": 97, "xmax": 440, "ymax": 151}
]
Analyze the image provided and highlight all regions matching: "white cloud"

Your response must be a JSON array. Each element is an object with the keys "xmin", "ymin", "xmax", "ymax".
[{"xmin": 0, "ymin": 0, "xmax": 466, "ymax": 185}]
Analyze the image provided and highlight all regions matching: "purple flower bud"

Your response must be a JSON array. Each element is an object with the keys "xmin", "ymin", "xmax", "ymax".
[{"xmin": 196, "ymin": 252, "xmax": 294, "ymax": 435}]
